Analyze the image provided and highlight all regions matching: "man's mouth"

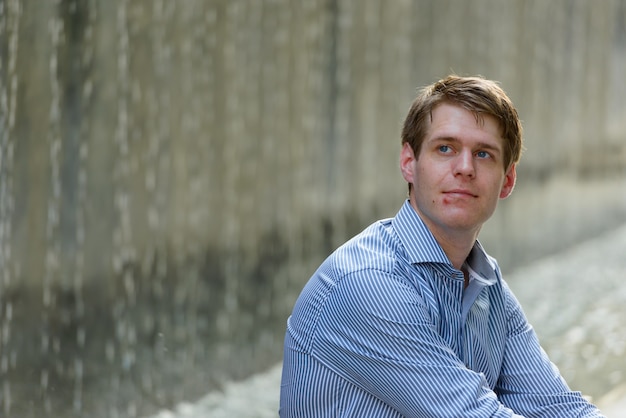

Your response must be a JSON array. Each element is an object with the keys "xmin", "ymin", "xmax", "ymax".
[{"xmin": 444, "ymin": 189, "xmax": 478, "ymax": 198}]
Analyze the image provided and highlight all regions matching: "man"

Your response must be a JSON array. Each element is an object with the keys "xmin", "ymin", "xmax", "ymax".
[{"xmin": 279, "ymin": 75, "xmax": 604, "ymax": 417}]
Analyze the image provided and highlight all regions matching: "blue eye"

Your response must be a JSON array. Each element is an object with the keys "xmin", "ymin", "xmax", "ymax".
[
  {"xmin": 439, "ymin": 145, "xmax": 451, "ymax": 153},
  {"xmin": 476, "ymin": 151, "xmax": 490, "ymax": 159}
]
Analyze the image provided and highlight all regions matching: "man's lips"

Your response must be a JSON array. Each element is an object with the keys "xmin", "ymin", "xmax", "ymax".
[{"xmin": 443, "ymin": 189, "xmax": 478, "ymax": 198}]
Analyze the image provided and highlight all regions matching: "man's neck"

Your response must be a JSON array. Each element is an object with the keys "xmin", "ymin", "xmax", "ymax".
[
  {"xmin": 407, "ymin": 199, "xmax": 482, "ymax": 270},
  {"xmin": 431, "ymin": 228, "xmax": 478, "ymax": 270}
]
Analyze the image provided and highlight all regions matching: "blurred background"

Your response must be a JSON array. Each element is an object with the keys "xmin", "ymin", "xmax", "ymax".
[{"xmin": 1, "ymin": 0, "xmax": 625, "ymax": 417}]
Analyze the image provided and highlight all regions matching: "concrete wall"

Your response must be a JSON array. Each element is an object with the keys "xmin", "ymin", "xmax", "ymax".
[{"xmin": 0, "ymin": 0, "xmax": 625, "ymax": 416}]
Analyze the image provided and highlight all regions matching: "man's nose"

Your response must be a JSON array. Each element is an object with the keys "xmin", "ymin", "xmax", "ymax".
[{"xmin": 454, "ymin": 150, "xmax": 476, "ymax": 177}]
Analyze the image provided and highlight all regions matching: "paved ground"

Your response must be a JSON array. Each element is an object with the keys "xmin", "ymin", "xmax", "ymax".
[
  {"xmin": 147, "ymin": 223, "xmax": 626, "ymax": 418},
  {"xmin": 147, "ymin": 363, "xmax": 283, "ymax": 418}
]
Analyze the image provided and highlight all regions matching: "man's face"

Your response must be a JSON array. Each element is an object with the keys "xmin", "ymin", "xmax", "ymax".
[{"xmin": 400, "ymin": 102, "xmax": 516, "ymax": 238}]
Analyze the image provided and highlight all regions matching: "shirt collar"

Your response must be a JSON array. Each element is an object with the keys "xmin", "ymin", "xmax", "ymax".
[
  {"xmin": 464, "ymin": 241, "xmax": 498, "ymax": 285},
  {"xmin": 392, "ymin": 200, "xmax": 450, "ymax": 265},
  {"xmin": 392, "ymin": 200, "xmax": 498, "ymax": 285}
]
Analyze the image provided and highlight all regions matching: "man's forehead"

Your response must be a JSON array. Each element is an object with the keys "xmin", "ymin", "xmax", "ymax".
[{"xmin": 427, "ymin": 104, "xmax": 503, "ymax": 142}]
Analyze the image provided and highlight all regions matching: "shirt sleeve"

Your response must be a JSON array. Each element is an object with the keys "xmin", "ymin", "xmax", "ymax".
[
  {"xmin": 310, "ymin": 269, "xmax": 523, "ymax": 418},
  {"xmin": 495, "ymin": 282, "xmax": 605, "ymax": 417}
]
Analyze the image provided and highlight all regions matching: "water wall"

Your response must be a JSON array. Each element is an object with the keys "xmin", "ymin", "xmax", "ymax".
[{"xmin": 0, "ymin": 0, "xmax": 625, "ymax": 416}]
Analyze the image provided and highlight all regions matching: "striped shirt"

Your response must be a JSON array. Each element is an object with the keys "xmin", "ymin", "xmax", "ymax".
[{"xmin": 280, "ymin": 201, "xmax": 604, "ymax": 417}]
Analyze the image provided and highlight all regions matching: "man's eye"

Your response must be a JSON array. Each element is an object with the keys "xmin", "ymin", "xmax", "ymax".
[
  {"xmin": 476, "ymin": 151, "xmax": 490, "ymax": 159},
  {"xmin": 438, "ymin": 145, "xmax": 451, "ymax": 153}
]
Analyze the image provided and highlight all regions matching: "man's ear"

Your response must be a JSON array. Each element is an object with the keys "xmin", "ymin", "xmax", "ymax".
[
  {"xmin": 400, "ymin": 142, "xmax": 416, "ymax": 184},
  {"xmin": 500, "ymin": 164, "xmax": 517, "ymax": 199}
]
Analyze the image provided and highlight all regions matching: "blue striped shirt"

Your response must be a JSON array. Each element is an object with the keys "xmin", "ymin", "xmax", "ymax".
[{"xmin": 280, "ymin": 201, "xmax": 604, "ymax": 417}]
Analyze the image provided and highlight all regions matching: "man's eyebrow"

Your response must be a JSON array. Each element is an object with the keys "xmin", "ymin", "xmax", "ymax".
[
  {"xmin": 475, "ymin": 142, "xmax": 502, "ymax": 154},
  {"xmin": 430, "ymin": 136, "xmax": 458, "ymax": 143}
]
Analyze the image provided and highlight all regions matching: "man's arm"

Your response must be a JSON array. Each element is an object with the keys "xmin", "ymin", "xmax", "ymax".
[
  {"xmin": 495, "ymin": 282, "xmax": 605, "ymax": 417},
  {"xmin": 310, "ymin": 270, "xmax": 521, "ymax": 417}
]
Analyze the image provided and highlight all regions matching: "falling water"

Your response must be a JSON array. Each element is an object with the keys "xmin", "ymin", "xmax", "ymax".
[
  {"xmin": 41, "ymin": 4, "xmax": 63, "ymax": 413},
  {"xmin": 71, "ymin": 0, "xmax": 94, "ymax": 413},
  {"xmin": 112, "ymin": 1, "xmax": 135, "ymax": 415},
  {"xmin": 0, "ymin": 0, "xmax": 19, "ymax": 415}
]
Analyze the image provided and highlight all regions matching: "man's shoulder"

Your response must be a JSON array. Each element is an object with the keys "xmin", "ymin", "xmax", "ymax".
[{"xmin": 330, "ymin": 218, "xmax": 400, "ymax": 272}]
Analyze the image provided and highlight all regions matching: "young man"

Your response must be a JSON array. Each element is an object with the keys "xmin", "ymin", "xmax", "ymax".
[{"xmin": 279, "ymin": 75, "xmax": 604, "ymax": 417}]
